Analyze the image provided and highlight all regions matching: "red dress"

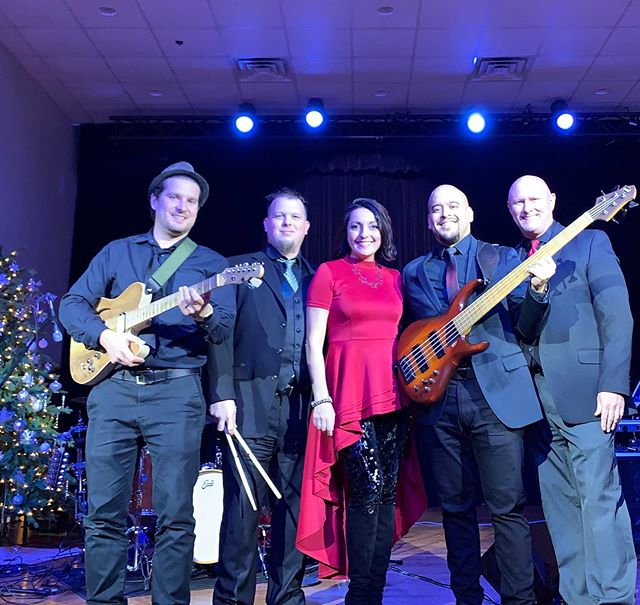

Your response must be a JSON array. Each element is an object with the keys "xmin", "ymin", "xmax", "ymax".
[{"xmin": 296, "ymin": 257, "xmax": 427, "ymax": 578}]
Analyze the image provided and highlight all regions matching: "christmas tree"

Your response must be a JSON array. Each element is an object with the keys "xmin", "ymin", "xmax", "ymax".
[{"xmin": 0, "ymin": 249, "xmax": 72, "ymax": 528}]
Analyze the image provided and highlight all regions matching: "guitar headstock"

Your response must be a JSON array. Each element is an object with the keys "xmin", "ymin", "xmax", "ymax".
[
  {"xmin": 219, "ymin": 262, "xmax": 265, "ymax": 286},
  {"xmin": 590, "ymin": 185, "xmax": 637, "ymax": 223}
]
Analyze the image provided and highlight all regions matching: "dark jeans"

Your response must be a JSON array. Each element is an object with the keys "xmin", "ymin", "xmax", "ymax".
[
  {"xmin": 84, "ymin": 373, "xmax": 206, "ymax": 605},
  {"xmin": 213, "ymin": 391, "xmax": 307, "ymax": 605},
  {"xmin": 340, "ymin": 409, "xmax": 409, "ymax": 513},
  {"xmin": 417, "ymin": 375, "xmax": 535, "ymax": 605}
]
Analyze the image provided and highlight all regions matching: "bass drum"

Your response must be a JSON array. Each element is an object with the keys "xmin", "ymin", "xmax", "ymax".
[{"xmin": 193, "ymin": 465, "xmax": 224, "ymax": 564}]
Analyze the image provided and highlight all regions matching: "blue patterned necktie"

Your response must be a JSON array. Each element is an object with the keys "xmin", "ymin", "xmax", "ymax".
[
  {"xmin": 444, "ymin": 247, "xmax": 459, "ymax": 304},
  {"xmin": 277, "ymin": 258, "xmax": 299, "ymax": 292}
]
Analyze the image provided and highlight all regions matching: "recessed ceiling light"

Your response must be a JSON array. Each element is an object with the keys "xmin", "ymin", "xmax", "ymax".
[
  {"xmin": 594, "ymin": 87, "xmax": 610, "ymax": 96},
  {"xmin": 373, "ymin": 90, "xmax": 387, "ymax": 97},
  {"xmin": 377, "ymin": 6, "xmax": 395, "ymax": 15},
  {"xmin": 149, "ymin": 89, "xmax": 163, "ymax": 97},
  {"xmin": 98, "ymin": 6, "xmax": 118, "ymax": 17}
]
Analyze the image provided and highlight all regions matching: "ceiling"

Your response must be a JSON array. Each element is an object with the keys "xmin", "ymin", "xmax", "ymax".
[{"xmin": 2, "ymin": 0, "xmax": 640, "ymax": 124}]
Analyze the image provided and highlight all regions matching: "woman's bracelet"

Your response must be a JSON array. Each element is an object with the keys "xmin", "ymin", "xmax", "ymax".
[{"xmin": 310, "ymin": 397, "xmax": 333, "ymax": 409}]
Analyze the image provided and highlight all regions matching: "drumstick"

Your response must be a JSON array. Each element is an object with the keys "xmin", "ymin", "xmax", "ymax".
[
  {"xmin": 224, "ymin": 433, "xmax": 257, "ymax": 511},
  {"xmin": 234, "ymin": 431, "xmax": 282, "ymax": 500}
]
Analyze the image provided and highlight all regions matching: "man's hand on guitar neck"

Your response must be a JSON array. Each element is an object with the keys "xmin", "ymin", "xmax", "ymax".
[
  {"xmin": 99, "ymin": 329, "xmax": 146, "ymax": 367},
  {"xmin": 178, "ymin": 286, "xmax": 213, "ymax": 321},
  {"xmin": 527, "ymin": 255, "xmax": 556, "ymax": 293}
]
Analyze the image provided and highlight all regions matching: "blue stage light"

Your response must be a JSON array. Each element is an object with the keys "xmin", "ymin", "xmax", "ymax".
[
  {"xmin": 551, "ymin": 100, "xmax": 575, "ymax": 132},
  {"xmin": 234, "ymin": 103, "xmax": 256, "ymax": 134},
  {"xmin": 304, "ymin": 98, "xmax": 326, "ymax": 129},
  {"xmin": 466, "ymin": 112, "xmax": 486, "ymax": 134}
]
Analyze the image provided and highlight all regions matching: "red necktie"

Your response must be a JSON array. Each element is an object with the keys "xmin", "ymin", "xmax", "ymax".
[
  {"xmin": 444, "ymin": 248, "xmax": 459, "ymax": 304},
  {"xmin": 527, "ymin": 239, "xmax": 540, "ymax": 258}
]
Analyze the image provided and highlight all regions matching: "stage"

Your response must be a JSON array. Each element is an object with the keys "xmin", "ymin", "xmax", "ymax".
[{"xmin": 3, "ymin": 506, "xmax": 639, "ymax": 604}]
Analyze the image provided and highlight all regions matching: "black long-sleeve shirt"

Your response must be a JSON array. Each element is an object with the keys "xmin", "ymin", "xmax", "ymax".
[{"xmin": 60, "ymin": 231, "xmax": 236, "ymax": 370}]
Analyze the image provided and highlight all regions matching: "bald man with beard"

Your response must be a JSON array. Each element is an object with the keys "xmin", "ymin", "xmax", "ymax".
[
  {"xmin": 507, "ymin": 175, "xmax": 636, "ymax": 605},
  {"xmin": 403, "ymin": 184, "xmax": 555, "ymax": 605}
]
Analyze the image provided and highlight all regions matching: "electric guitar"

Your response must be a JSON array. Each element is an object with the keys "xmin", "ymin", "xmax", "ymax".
[
  {"xmin": 397, "ymin": 185, "xmax": 637, "ymax": 405},
  {"xmin": 70, "ymin": 263, "xmax": 263, "ymax": 385}
]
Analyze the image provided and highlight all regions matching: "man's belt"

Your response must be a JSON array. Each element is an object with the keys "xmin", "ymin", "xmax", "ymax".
[{"xmin": 113, "ymin": 367, "xmax": 201, "ymax": 385}]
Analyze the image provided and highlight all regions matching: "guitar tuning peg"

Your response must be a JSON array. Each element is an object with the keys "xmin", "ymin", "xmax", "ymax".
[
  {"xmin": 601, "ymin": 190, "xmax": 606, "ymax": 196},
  {"xmin": 629, "ymin": 201, "xmax": 638, "ymax": 208}
]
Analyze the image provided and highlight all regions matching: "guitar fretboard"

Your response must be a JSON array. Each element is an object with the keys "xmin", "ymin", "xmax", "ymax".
[{"xmin": 125, "ymin": 274, "xmax": 221, "ymax": 329}]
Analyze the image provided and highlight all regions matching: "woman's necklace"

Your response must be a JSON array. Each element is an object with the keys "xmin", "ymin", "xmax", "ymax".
[{"xmin": 348, "ymin": 259, "xmax": 384, "ymax": 289}]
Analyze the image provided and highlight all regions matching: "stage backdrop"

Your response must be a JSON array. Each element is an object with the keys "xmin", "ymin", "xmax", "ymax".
[{"xmin": 69, "ymin": 126, "xmax": 640, "ymax": 392}]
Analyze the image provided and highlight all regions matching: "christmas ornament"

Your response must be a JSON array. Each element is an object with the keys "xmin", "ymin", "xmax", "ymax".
[
  {"xmin": 20, "ymin": 430, "xmax": 36, "ymax": 445},
  {"xmin": 12, "ymin": 494, "xmax": 24, "ymax": 506},
  {"xmin": 29, "ymin": 397, "xmax": 43, "ymax": 412},
  {"xmin": 13, "ymin": 418, "xmax": 27, "ymax": 432},
  {"xmin": 17, "ymin": 389, "xmax": 30, "ymax": 403},
  {"xmin": 38, "ymin": 338, "xmax": 48, "ymax": 349},
  {"xmin": 49, "ymin": 380, "xmax": 62, "ymax": 393},
  {"xmin": 39, "ymin": 442, "xmax": 51, "ymax": 453}
]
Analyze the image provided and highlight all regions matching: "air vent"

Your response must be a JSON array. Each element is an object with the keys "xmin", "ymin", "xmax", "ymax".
[
  {"xmin": 473, "ymin": 57, "xmax": 528, "ymax": 81},
  {"xmin": 236, "ymin": 58, "xmax": 290, "ymax": 81}
]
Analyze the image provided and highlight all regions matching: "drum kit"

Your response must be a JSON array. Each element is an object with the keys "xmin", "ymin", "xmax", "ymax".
[{"xmin": 64, "ymin": 401, "xmax": 273, "ymax": 588}]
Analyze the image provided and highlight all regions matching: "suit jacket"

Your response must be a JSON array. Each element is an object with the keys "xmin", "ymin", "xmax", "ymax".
[
  {"xmin": 207, "ymin": 250, "xmax": 315, "ymax": 438},
  {"xmin": 517, "ymin": 221, "xmax": 633, "ymax": 425},
  {"xmin": 403, "ymin": 236, "xmax": 546, "ymax": 429}
]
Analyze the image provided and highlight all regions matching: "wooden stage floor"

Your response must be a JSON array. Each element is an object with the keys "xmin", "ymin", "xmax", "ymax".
[{"xmin": 2, "ymin": 507, "xmax": 638, "ymax": 604}]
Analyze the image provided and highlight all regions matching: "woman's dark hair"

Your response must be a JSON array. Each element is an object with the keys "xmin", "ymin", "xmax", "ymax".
[{"xmin": 336, "ymin": 197, "xmax": 397, "ymax": 262}]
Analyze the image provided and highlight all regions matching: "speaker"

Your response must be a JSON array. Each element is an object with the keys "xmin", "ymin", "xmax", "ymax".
[
  {"xmin": 616, "ymin": 452, "xmax": 640, "ymax": 553},
  {"xmin": 480, "ymin": 520, "xmax": 559, "ymax": 605}
]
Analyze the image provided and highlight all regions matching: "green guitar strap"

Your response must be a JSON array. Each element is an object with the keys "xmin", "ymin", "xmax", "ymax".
[{"xmin": 146, "ymin": 237, "xmax": 197, "ymax": 294}]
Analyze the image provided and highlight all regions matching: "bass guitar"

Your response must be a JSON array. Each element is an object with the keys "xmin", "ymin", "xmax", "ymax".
[
  {"xmin": 396, "ymin": 185, "xmax": 636, "ymax": 405},
  {"xmin": 70, "ymin": 263, "xmax": 263, "ymax": 385}
]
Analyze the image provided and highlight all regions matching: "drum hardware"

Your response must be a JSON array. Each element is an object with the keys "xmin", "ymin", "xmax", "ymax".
[
  {"xmin": 192, "ymin": 463, "xmax": 224, "ymax": 564},
  {"xmin": 257, "ymin": 505, "xmax": 272, "ymax": 577}
]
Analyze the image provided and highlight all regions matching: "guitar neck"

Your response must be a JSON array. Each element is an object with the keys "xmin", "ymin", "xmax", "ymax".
[
  {"xmin": 454, "ymin": 211, "xmax": 593, "ymax": 334},
  {"xmin": 125, "ymin": 274, "xmax": 222, "ymax": 328}
]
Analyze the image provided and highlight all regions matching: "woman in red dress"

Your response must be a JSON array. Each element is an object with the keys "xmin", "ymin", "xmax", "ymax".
[{"xmin": 296, "ymin": 198, "xmax": 426, "ymax": 604}]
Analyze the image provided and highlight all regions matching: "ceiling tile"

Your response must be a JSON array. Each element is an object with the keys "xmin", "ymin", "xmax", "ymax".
[
  {"xmin": 0, "ymin": 27, "xmax": 37, "ymax": 57},
  {"xmin": 0, "ymin": 0, "xmax": 77, "ymax": 28},
  {"xmin": 182, "ymin": 82, "xmax": 241, "ymax": 111},
  {"xmin": 515, "ymin": 79, "xmax": 580, "ymax": 111},
  {"xmin": 462, "ymin": 80, "xmax": 523, "ymax": 110},
  {"xmin": 477, "ymin": 27, "xmax": 545, "ymax": 57},
  {"xmin": 528, "ymin": 54, "xmax": 593, "ymax": 81},
  {"xmin": 568, "ymin": 101, "xmax": 623, "ymax": 112},
  {"xmin": 420, "ymin": 0, "xmax": 490, "ymax": 28},
  {"xmin": 136, "ymin": 0, "xmax": 215, "ymax": 28},
  {"xmin": 539, "ymin": 27, "xmax": 611, "ymax": 57},
  {"xmin": 64, "ymin": 0, "xmax": 147, "ymax": 28},
  {"xmin": 154, "ymin": 28, "xmax": 225, "ymax": 57},
  {"xmin": 15, "ymin": 56, "xmax": 57, "ymax": 83},
  {"xmin": 412, "ymin": 57, "xmax": 475, "ymax": 81},
  {"xmin": 353, "ymin": 58, "xmax": 411, "ymax": 84},
  {"xmin": 553, "ymin": 0, "xmax": 630, "ymax": 27},
  {"xmin": 87, "ymin": 28, "xmax": 161, "ymax": 58},
  {"xmin": 212, "ymin": 0, "xmax": 283, "ymax": 28},
  {"xmin": 352, "ymin": 0, "xmax": 420, "ymax": 28},
  {"xmin": 585, "ymin": 55, "xmax": 640, "ymax": 81},
  {"xmin": 408, "ymin": 80, "xmax": 466, "ymax": 108},
  {"xmin": 167, "ymin": 57, "xmax": 236, "ymax": 85},
  {"xmin": 295, "ymin": 74, "xmax": 352, "ymax": 107},
  {"xmin": 621, "ymin": 0, "xmax": 640, "ymax": 26},
  {"xmin": 288, "ymin": 27, "xmax": 350, "ymax": 58},
  {"xmin": 219, "ymin": 27, "xmax": 289, "ymax": 57},
  {"xmin": 354, "ymin": 82, "xmax": 409, "ymax": 106},
  {"xmin": 571, "ymin": 80, "xmax": 635, "ymax": 103},
  {"xmin": 19, "ymin": 27, "xmax": 97, "ymax": 57},
  {"xmin": 290, "ymin": 56, "xmax": 351, "ymax": 77},
  {"xmin": 415, "ymin": 28, "xmax": 482, "ymax": 58},
  {"xmin": 123, "ymin": 82, "xmax": 190, "ymax": 106},
  {"xmin": 106, "ymin": 57, "xmax": 175, "ymax": 83},
  {"xmin": 280, "ymin": 0, "xmax": 351, "ymax": 28},
  {"xmin": 620, "ymin": 80, "xmax": 640, "ymax": 102},
  {"xmin": 237, "ymin": 81, "xmax": 299, "ymax": 110},
  {"xmin": 353, "ymin": 29, "xmax": 415, "ymax": 58},
  {"xmin": 45, "ymin": 56, "xmax": 114, "ymax": 82},
  {"xmin": 0, "ymin": 8, "xmax": 11, "ymax": 27},
  {"xmin": 65, "ymin": 79, "xmax": 130, "ymax": 102},
  {"xmin": 601, "ymin": 27, "xmax": 640, "ymax": 56},
  {"xmin": 486, "ymin": 0, "xmax": 557, "ymax": 27}
]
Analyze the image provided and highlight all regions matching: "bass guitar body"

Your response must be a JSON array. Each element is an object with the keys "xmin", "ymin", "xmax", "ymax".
[
  {"xmin": 396, "ymin": 280, "xmax": 489, "ymax": 405},
  {"xmin": 70, "ymin": 282, "xmax": 151, "ymax": 385}
]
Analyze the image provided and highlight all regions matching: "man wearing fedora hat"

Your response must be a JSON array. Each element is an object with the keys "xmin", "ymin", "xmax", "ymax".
[{"xmin": 60, "ymin": 161, "xmax": 235, "ymax": 605}]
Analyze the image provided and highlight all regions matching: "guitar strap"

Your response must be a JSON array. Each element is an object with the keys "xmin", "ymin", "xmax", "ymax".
[
  {"xmin": 476, "ymin": 242, "xmax": 499, "ymax": 286},
  {"xmin": 145, "ymin": 237, "xmax": 197, "ymax": 294}
]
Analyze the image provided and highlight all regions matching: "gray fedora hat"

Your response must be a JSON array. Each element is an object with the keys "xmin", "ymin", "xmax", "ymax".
[{"xmin": 148, "ymin": 161, "xmax": 210, "ymax": 206}]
